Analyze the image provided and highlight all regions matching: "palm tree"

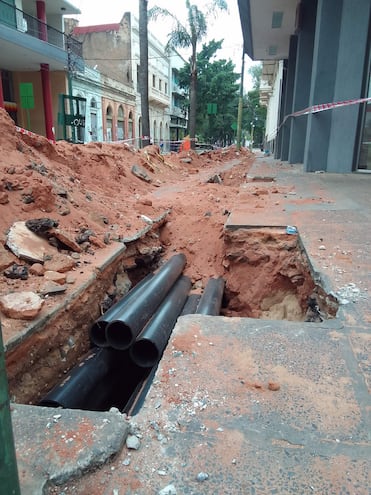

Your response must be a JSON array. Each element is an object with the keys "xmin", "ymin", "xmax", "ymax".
[
  {"xmin": 149, "ymin": 0, "xmax": 227, "ymax": 148},
  {"xmin": 139, "ymin": 0, "xmax": 150, "ymax": 147}
]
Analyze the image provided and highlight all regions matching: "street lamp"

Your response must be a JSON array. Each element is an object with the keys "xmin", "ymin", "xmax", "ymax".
[{"xmin": 250, "ymin": 122, "xmax": 254, "ymax": 150}]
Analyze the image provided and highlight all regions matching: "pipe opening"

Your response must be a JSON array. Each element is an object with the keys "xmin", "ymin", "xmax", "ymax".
[
  {"xmin": 130, "ymin": 340, "xmax": 159, "ymax": 368},
  {"xmin": 89, "ymin": 321, "xmax": 109, "ymax": 347},
  {"xmin": 105, "ymin": 321, "xmax": 134, "ymax": 350}
]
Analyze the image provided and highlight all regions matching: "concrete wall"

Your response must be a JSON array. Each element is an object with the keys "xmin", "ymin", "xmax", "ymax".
[
  {"xmin": 267, "ymin": 0, "xmax": 371, "ymax": 172},
  {"xmin": 75, "ymin": 14, "xmax": 133, "ymax": 89}
]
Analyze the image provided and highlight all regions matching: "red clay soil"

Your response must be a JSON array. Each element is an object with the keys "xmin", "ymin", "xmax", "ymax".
[{"xmin": 0, "ymin": 107, "xmax": 316, "ymax": 342}]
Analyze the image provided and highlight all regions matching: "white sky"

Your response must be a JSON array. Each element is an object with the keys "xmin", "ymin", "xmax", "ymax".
[{"xmin": 69, "ymin": 0, "xmax": 257, "ymax": 90}]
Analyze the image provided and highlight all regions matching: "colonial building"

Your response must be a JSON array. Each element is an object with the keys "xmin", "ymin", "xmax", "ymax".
[
  {"xmin": 72, "ymin": 14, "xmax": 136, "ymax": 143},
  {"xmin": 0, "ymin": 0, "xmax": 83, "ymax": 140},
  {"xmin": 1, "ymin": 4, "xmax": 188, "ymax": 147},
  {"xmin": 238, "ymin": 0, "xmax": 371, "ymax": 172}
]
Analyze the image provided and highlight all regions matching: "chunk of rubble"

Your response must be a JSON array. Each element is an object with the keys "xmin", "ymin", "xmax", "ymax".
[
  {"xmin": 0, "ymin": 244, "xmax": 15, "ymax": 271},
  {"xmin": 50, "ymin": 228, "xmax": 82, "ymax": 253},
  {"xmin": 44, "ymin": 253, "xmax": 76, "ymax": 273},
  {"xmin": 6, "ymin": 221, "xmax": 56, "ymax": 263},
  {"xmin": 29, "ymin": 263, "xmax": 45, "ymax": 276},
  {"xmin": 4, "ymin": 263, "xmax": 28, "ymax": 280},
  {"xmin": 25, "ymin": 217, "xmax": 59, "ymax": 234},
  {"xmin": 44, "ymin": 270, "xmax": 67, "ymax": 285},
  {"xmin": 39, "ymin": 282, "xmax": 67, "ymax": 295},
  {"xmin": 131, "ymin": 164, "xmax": 152, "ymax": 183},
  {"xmin": 0, "ymin": 291, "xmax": 44, "ymax": 320}
]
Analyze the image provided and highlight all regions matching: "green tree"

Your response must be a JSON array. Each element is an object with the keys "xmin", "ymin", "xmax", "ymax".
[
  {"xmin": 178, "ymin": 39, "xmax": 240, "ymax": 145},
  {"xmin": 242, "ymin": 64, "xmax": 266, "ymax": 148},
  {"xmin": 149, "ymin": 0, "xmax": 227, "ymax": 148},
  {"xmin": 139, "ymin": 0, "xmax": 150, "ymax": 147},
  {"xmin": 248, "ymin": 63, "xmax": 262, "ymax": 89}
]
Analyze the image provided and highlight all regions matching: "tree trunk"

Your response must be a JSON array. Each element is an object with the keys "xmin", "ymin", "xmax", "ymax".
[
  {"xmin": 139, "ymin": 0, "xmax": 150, "ymax": 148},
  {"xmin": 189, "ymin": 40, "xmax": 197, "ymax": 149}
]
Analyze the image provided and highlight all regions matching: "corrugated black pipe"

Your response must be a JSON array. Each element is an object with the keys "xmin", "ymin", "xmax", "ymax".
[
  {"xmin": 130, "ymin": 275, "xmax": 191, "ymax": 368},
  {"xmin": 38, "ymin": 348, "xmax": 124, "ymax": 409},
  {"xmin": 180, "ymin": 293, "xmax": 201, "ymax": 315},
  {"xmin": 196, "ymin": 277, "xmax": 225, "ymax": 315},
  {"xmin": 90, "ymin": 274, "xmax": 154, "ymax": 347},
  {"xmin": 106, "ymin": 253, "xmax": 187, "ymax": 350}
]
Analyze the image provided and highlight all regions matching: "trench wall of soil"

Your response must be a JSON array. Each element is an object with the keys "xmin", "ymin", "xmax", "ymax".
[{"xmin": 6, "ymin": 235, "xmax": 163, "ymax": 405}]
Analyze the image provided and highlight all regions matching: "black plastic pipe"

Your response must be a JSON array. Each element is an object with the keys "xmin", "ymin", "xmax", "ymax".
[
  {"xmin": 180, "ymin": 293, "xmax": 201, "ymax": 315},
  {"xmin": 39, "ymin": 347, "xmax": 150, "ymax": 412},
  {"xmin": 196, "ymin": 277, "xmax": 225, "ymax": 315},
  {"xmin": 105, "ymin": 253, "xmax": 187, "ymax": 350},
  {"xmin": 130, "ymin": 275, "xmax": 191, "ymax": 368},
  {"xmin": 90, "ymin": 273, "xmax": 154, "ymax": 347},
  {"xmin": 39, "ymin": 348, "xmax": 121, "ymax": 410}
]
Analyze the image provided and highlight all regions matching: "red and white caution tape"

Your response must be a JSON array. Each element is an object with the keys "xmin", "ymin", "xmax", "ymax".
[
  {"xmin": 15, "ymin": 126, "xmax": 55, "ymax": 144},
  {"xmin": 280, "ymin": 96, "xmax": 371, "ymax": 129}
]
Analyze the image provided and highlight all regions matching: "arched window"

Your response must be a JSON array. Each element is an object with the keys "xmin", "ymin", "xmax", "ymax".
[
  {"xmin": 117, "ymin": 105, "xmax": 125, "ymax": 140},
  {"xmin": 128, "ymin": 111, "xmax": 133, "ymax": 139},
  {"xmin": 138, "ymin": 116, "xmax": 142, "ymax": 147},
  {"xmin": 90, "ymin": 98, "xmax": 98, "ymax": 141},
  {"xmin": 106, "ymin": 105, "xmax": 113, "ymax": 141},
  {"xmin": 153, "ymin": 120, "xmax": 157, "ymax": 144}
]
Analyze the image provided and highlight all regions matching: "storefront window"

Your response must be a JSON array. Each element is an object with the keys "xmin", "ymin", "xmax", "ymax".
[{"xmin": 358, "ymin": 69, "xmax": 371, "ymax": 170}]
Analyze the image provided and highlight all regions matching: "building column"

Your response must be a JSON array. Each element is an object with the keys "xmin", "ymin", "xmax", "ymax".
[
  {"xmin": 303, "ymin": 0, "xmax": 343, "ymax": 171},
  {"xmin": 279, "ymin": 36, "xmax": 297, "ymax": 160},
  {"xmin": 325, "ymin": 0, "xmax": 370, "ymax": 172},
  {"xmin": 274, "ymin": 60, "xmax": 287, "ymax": 159},
  {"xmin": 0, "ymin": 71, "xmax": 4, "ymax": 109},
  {"xmin": 288, "ymin": 0, "xmax": 317, "ymax": 164},
  {"xmin": 36, "ymin": 0, "xmax": 47, "ymax": 41},
  {"xmin": 40, "ymin": 64, "xmax": 55, "ymax": 141}
]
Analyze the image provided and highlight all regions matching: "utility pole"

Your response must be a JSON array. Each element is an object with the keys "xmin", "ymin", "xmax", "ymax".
[
  {"xmin": 236, "ymin": 50, "xmax": 245, "ymax": 151},
  {"xmin": 0, "ymin": 322, "xmax": 21, "ymax": 495}
]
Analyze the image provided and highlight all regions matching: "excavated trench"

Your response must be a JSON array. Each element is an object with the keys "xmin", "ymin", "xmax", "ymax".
[{"xmin": 6, "ymin": 223, "xmax": 338, "ymax": 415}]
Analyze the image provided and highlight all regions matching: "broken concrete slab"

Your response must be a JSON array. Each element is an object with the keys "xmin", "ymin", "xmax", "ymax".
[
  {"xmin": 0, "ymin": 291, "xmax": 44, "ymax": 319},
  {"xmin": 6, "ymin": 221, "xmax": 56, "ymax": 263},
  {"xmin": 11, "ymin": 405, "xmax": 129, "ymax": 495}
]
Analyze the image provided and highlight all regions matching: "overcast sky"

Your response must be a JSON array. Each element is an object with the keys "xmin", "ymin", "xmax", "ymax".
[{"xmin": 69, "ymin": 0, "xmax": 256, "ymax": 90}]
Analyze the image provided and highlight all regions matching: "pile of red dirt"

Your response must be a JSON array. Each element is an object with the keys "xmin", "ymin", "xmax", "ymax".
[{"xmin": 0, "ymin": 108, "xmax": 254, "ymax": 317}]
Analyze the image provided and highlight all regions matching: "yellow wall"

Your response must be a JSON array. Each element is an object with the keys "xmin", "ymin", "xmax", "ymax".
[{"xmin": 12, "ymin": 70, "xmax": 68, "ymax": 137}]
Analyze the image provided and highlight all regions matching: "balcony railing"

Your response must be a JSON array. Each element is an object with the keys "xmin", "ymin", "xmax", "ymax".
[{"xmin": 0, "ymin": 0, "xmax": 82, "ymax": 58}]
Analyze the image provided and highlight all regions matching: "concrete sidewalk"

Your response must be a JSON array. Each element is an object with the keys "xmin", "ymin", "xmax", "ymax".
[{"xmin": 11, "ymin": 155, "xmax": 371, "ymax": 494}]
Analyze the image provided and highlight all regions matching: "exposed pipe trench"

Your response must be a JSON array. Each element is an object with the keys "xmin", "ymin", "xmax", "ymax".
[
  {"xmin": 130, "ymin": 275, "xmax": 192, "ymax": 368},
  {"xmin": 196, "ymin": 277, "xmax": 225, "ymax": 315},
  {"xmin": 89, "ymin": 273, "xmax": 154, "ymax": 348},
  {"xmin": 39, "ymin": 254, "xmax": 226, "ymax": 413},
  {"xmin": 181, "ymin": 293, "xmax": 201, "ymax": 316},
  {"xmin": 105, "ymin": 253, "xmax": 187, "ymax": 350}
]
